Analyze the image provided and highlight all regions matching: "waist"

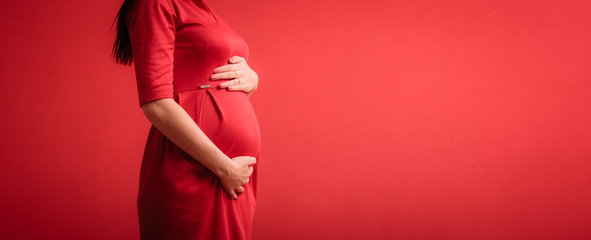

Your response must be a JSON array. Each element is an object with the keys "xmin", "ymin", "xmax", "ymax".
[
  {"xmin": 174, "ymin": 80, "xmax": 225, "ymax": 94},
  {"xmin": 173, "ymin": 80, "xmax": 244, "ymax": 102},
  {"xmin": 196, "ymin": 80, "xmax": 225, "ymax": 91}
]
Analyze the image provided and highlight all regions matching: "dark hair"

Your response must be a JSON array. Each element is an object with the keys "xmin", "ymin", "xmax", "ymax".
[{"xmin": 111, "ymin": 0, "xmax": 135, "ymax": 66}]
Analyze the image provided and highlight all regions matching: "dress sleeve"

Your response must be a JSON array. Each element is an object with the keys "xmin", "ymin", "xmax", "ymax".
[{"xmin": 127, "ymin": 0, "xmax": 177, "ymax": 107}]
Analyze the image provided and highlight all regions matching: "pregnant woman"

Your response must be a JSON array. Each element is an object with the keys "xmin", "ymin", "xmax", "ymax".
[{"xmin": 111, "ymin": 0, "xmax": 261, "ymax": 239}]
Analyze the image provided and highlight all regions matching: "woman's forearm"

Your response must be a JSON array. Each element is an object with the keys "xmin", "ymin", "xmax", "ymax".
[{"xmin": 141, "ymin": 98, "xmax": 232, "ymax": 177}]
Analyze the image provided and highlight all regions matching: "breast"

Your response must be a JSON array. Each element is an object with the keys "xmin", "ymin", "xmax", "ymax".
[{"xmin": 173, "ymin": 22, "xmax": 250, "ymax": 92}]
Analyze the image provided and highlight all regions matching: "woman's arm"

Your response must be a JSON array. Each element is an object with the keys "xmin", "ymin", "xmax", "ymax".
[
  {"xmin": 141, "ymin": 98, "xmax": 232, "ymax": 176},
  {"xmin": 141, "ymin": 98, "xmax": 256, "ymax": 199}
]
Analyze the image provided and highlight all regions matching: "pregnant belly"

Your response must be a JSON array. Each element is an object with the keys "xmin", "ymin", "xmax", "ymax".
[{"xmin": 178, "ymin": 89, "xmax": 261, "ymax": 158}]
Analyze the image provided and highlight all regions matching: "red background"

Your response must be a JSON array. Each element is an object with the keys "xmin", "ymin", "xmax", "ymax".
[{"xmin": 1, "ymin": 0, "xmax": 590, "ymax": 239}]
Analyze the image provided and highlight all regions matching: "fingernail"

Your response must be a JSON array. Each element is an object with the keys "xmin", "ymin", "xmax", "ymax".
[
  {"xmin": 228, "ymin": 86, "xmax": 233, "ymax": 90},
  {"xmin": 211, "ymin": 75, "xmax": 217, "ymax": 80}
]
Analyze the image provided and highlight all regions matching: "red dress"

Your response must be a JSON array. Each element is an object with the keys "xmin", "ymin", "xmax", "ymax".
[{"xmin": 127, "ymin": 0, "xmax": 261, "ymax": 239}]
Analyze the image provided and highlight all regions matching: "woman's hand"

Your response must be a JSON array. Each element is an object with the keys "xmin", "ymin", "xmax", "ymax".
[
  {"xmin": 217, "ymin": 156, "xmax": 257, "ymax": 200},
  {"xmin": 211, "ymin": 56, "xmax": 259, "ymax": 97}
]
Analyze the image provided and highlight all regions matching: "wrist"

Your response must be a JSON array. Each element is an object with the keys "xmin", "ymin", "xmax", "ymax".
[{"xmin": 213, "ymin": 153, "xmax": 233, "ymax": 177}]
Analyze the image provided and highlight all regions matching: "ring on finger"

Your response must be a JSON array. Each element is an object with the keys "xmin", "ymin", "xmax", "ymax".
[{"xmin": 233, "ymin": 70, "xmax": 238, "ymax": 78}]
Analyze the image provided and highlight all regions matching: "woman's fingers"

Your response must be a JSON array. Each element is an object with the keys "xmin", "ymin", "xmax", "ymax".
[
  {"xmin": 228, "ymin": 56, "xmax": 245, "ymax": 63},
  {"xmin": 228, "ymin": 193, "xmax": 238, "ymax": 200},
  {"xmin": 221, "ymin": 79, "xmax": 245, "ymax": 89},
  {"xmin": 241, "ymin": 168, "xmax": 253, "ymax": 185},
  {"xmin": 236, "ymin": 156, "xmax": 256, "ymax": 166},
  {"xmin": 210, "ymin": 56, "xmax": 257, "ymax": 95},
  {"xmin": 221, "ymin": 156, "xmax": 256, "ymax": 200},
  {"xmin": 211, "ymin": 69, "xmax": 240, "ymax": 80},
  {"xmin": 224, "ymin": 184, "xmax": 238, "ymax": 199},
  {"xmin": 213, "ymin": 63, "xmax": 240, "ymax": 74},
  {"xmin": 218, "ymin": 156, "xmax": 257, "ymax": 200}
]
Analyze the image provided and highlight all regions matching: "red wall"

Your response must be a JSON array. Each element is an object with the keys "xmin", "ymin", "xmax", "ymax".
[{"xmin": 1, "ymin": 0, "xmax": 590, "ymax": 239}]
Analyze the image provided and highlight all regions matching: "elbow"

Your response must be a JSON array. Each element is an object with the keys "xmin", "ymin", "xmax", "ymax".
[
  {"xmin": 140, "ymin": 100, "xmax": 161, "ymax": 120},
  {"xmin": 140, "ymin": 98, "xmax": 172, "ymax": 119},
  {"xmin": 141, "ymin": 102, "xmax": 155, "ymax": 117}
]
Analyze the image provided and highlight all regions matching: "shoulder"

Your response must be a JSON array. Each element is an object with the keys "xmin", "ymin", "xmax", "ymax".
[
  {"xmin": 130, "ymin": 0, "xmax": 178, "ymax": 15},
  {"xmin": 128, "ymin": 0, "xmax": 179, "ymax": 24}
]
